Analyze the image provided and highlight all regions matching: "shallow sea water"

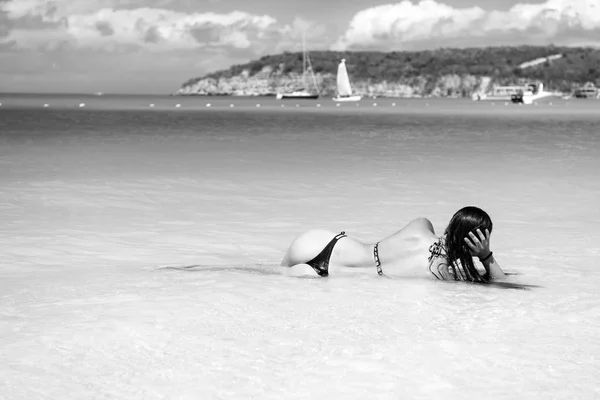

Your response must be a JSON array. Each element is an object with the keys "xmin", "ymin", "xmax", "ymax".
[{"xmin": 1, "ymin": 95, "xmax": 599, "ymax": 399}]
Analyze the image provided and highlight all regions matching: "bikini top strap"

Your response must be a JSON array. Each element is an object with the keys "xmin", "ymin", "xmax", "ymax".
[{"xmin": 374, "ymin": 242, "xmax": 384, "ymax": 276}]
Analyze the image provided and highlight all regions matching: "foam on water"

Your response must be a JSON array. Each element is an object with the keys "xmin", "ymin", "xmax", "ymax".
[{"xmin": 1, "ymin": 99, "xmax": 599, "ymax": 399}]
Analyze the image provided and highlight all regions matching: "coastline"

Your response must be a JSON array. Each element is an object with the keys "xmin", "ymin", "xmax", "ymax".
[{"xmin": 1, "ymin": 93, "xmax": 599, "ymax": 117}]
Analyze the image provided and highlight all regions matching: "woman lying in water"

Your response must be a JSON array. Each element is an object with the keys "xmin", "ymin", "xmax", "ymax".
[{"xmin": 281, "ymin": 206, "xmax": 507, "ymax": 283}]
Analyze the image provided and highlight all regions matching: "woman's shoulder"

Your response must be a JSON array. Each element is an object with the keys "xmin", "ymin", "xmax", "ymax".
[
  {"xmin": 385, "ymin": 217, "xmax": 436, "ymax": 247},
  {"xmin": 404, "ymin": 217, "xmax": 435, "ymax": 234}
]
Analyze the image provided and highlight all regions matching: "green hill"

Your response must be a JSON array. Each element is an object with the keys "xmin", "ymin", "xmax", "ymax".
[{"xmin": 177, "ymin": 45, "xmax": 600, "ymax": 97}]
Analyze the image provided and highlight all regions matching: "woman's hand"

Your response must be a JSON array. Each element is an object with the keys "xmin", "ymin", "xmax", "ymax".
[{"xmin": 464, "ymin": 228, "xmax": 491, "ymax": 259}]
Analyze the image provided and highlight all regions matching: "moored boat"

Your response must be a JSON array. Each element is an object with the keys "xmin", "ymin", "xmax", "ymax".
[
  {"xmin": 277, "ymin": 34, "xmax": 320, "ymax": 100},
  {"xmin": 332, "ymin": 59, "xmax": 361, "ymax": 102}
]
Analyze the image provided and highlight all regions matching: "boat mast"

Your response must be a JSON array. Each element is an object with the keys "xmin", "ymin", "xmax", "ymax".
[
  {"xmin": 302, "ymin": 32, "xmax": 319, "ymax": 93},
  {"xmin": 307, "ymin": 53, "xmax": 319, "ymax": 94},
  {"xmin": 302, "ymin": 32, "xmax": 307, "ymax": 89}
]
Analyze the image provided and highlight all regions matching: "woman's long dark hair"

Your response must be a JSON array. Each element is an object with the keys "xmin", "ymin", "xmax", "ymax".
[{"xmin": 444, "ymin": 206, "xmax": 493, "ymax": 283}]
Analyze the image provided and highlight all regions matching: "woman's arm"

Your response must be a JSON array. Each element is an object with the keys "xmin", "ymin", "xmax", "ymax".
[
  {"xmin": 465, "ymin": 229, "xmax": 506, "ymax": 280},
  {"xmin": 478, "ymin": 252, "xmax": 506, "ymax": 280}
]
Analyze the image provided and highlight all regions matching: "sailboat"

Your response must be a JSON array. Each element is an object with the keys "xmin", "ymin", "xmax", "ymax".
[
  {"xmin": 332, "ymin": 59, "xmax": 361, "ymax": 102},
  {"xmin": 276, "ymin": 34, "xmax": 320, "ymax": 100}
]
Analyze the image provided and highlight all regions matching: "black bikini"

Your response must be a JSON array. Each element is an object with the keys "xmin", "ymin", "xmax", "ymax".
[
  {"xmin": 306, "ymin": 232, "xmax": 347, "ymax": 277},
  {"xmin": 306, "ymin": 232, "xmax": 386, "ymax": 277}
]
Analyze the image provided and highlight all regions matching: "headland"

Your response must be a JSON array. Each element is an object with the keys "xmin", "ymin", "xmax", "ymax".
[{"xmin": 176, "ymin": 45, "xmax": 600, "ymax": 99}]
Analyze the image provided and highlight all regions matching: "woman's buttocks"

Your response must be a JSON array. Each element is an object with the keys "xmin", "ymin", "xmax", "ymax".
[{"xmin": 283, "ymin": 229, "xmax": 339, "ymax": 265}]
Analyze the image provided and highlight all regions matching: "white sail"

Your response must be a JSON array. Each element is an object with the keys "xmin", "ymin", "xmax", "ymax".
[{"xmin": 336, "ymin": 59, "xmax": 353, "ymax": 97}]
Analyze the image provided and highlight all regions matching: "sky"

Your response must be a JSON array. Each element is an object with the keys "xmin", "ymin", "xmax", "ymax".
[{"xmin": 1, "ymin": 0, "xmax": 599, "ymax": 94}]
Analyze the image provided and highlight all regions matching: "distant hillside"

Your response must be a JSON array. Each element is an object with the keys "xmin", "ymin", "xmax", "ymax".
[{"xmin": 177, "ymin": 45, "xmax": 600, "ymax": 98}]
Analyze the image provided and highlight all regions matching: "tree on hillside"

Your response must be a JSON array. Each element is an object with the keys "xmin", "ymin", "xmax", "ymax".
[{"xmin": 184, "ymin": 45, "xmax": 600, "ymax": 95}]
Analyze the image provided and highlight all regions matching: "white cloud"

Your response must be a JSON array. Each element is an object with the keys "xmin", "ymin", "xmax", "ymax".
[
  {"xmin": 272, "ymin": 17, "xmax": 329, "ymax": 52},
  {"xmin": 2, "ymin": 0, "xmax": 182, "ymax": 19},
  {"xmin": 333, "ymin": 0, "xmax": 600, "ymax": 50},
  {"xmin": 0, "ymin": 0, "xmax": 278, "ymax": 51}
]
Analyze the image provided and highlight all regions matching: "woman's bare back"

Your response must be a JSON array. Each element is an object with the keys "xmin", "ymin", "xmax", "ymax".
[{"xmin": 373, "ymin": 218, "xmax": 440, "ymax": 278}]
